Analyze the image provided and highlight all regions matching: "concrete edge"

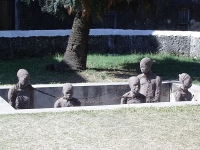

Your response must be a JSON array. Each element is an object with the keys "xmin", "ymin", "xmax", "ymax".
[
  {"xmin": 1, "ymin": 29, "xmax": 200, "ymax": 37},
  {"xmin": 0, "ymin": 96, "xmax": 16, "ymax": 114},
  {"xmin": 0, "ymin": 81, "xmax": 179, "ymax": 89},
  {"xmin": 1, "ymin": 101, "xmax": 199, "ymax": 115}
]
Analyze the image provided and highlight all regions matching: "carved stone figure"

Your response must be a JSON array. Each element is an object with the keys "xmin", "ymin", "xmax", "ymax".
[
  {"xmin": 8, "ymin": 69, "xmax": 34, "ymax": 109},
  {"xmin": 175, "ymin": 73, "xmax": 193, "ymax": 101},
  {"xmin": 54, "ymin": 83, "xmax": 81, "ymax": 108},
  {"xmin": 137, "ymin": 57, "xmax": 162, "ymax": 103},
  {"xmin": 121, "ymin": 76, "xmax": 145, "ymax": 104}
]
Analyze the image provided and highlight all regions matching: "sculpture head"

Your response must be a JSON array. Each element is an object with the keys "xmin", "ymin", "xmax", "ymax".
[
  {"xmin": 179, "ymin": 73, "xmax": 192, "ymax": 90},
  {"xmin": 140, "ymin": 57, "xmax": 152, "ymax": 74},
  {"xmin": 128, "ymin": 76, "xmax": 140, "ymax": 94},
  {"xmin": 17, "ymin": 69, "xmax": 30, "ymax": 88},
  {"xmin": 62, "ymin": 83, "xmax": 73, "ymax": 99}
]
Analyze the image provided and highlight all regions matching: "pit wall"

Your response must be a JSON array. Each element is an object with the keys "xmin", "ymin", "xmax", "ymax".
[
  {"xmin": 0, "ymin": 81, "xmax": 195, "ymax": 109},
  {"xmin": 1, "ymin": 29, "xmax": 200, "ymax": 59}
]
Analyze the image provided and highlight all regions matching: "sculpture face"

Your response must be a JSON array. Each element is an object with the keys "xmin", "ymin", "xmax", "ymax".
[
  {"xmin": 183, "ymin": 77, "xmax": 192, "ymax": 89},
  {"xmin": 129, "ymin": 81, "xmax": 140, "ymax": 94},
  {"xmin": 140, "ymin": 57, "xmax": 152, "ymax": 74},
  {"xmin": 18, "ymin": 75, "xmax": 30, "ymax": 87},
  {"xmin": 63, "ymin": 89, "xmax": 73, "ymax": 99},
  {"xmin": 62, "ymin": 83, "xmax": 73, "ymax": 99},
  {"xmin": 128, "ymin": 77, "xmax": 140, "ymax": 94},
  {"xmin": 175, "ymin": 73, "xmax": 193, "ymax": 101},
  {"xmin": 140, "ymin": 64, "xmax": 150, "ymax": 74},
  {"xmin": 179, "ymin": 73, "xmax": 192, "ymax": 90}
]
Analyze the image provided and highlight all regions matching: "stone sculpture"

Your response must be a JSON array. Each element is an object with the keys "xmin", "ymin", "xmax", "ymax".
[
  {"xmin": 121, "ymin": 76, "xmax": 145, "ymax": 104},
  {"xmin": 175, "ymin": 73, "xmax": 193, "ymax": 101},
  {"xmin": 137, "ymin": 57, "xmax": 162, "ymax": 103},
  {"xmin": 8, "ymin": 69, "xmax": 34, "ymax": 109},
  {"xmin": 54, "ymin": 83, "xmax": 81, "ymax": 107}
]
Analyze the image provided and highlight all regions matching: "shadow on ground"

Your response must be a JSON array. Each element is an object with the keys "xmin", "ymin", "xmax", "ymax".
[
  {"xmin": 1, "ymin": 55, "xmax": 200, "ymax": 85},
  {"xmin": 151, "ymin": 57, "xmax": 200, "ymax": 82},
  {"xmin": 0, "ymin": 56, "xmax": 87, "ymax": 85},
  {"xmin": 88, "ymin": 56, "xmax": 200, "ymax": 82}
]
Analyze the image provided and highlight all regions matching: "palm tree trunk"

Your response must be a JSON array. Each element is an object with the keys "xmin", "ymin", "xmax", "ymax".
[{"xmin": 55, "ymin": 12, "xmax": 90, "ymax": 71}]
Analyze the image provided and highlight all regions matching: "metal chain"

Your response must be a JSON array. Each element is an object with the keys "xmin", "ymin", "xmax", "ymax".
[
  {"xmin": 33, "ymin": 88, "xmax": 60, "ymax": 99},
  {"xmin": 83, "ymin": 96, "xmax": 122, "ymax": 104},
  {"xmin": 33, "ymin": 86, "xmax": 182, "ymax": 104},
  {"xmin": 80, "ymin": 88, "xmax": 182, "ymax": 104},
  {"xmin": 33, "ymin": 85, "xmax": 128, "ymax": 103},
  {"xmin": 78, "ymin": 85, "xmax": 128, "ymax": 100}
]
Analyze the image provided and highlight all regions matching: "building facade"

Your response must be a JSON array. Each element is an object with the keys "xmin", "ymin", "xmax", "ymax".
[{"xmin": 1, "ymin": 0, "xmax": 200, "ymax": 31}]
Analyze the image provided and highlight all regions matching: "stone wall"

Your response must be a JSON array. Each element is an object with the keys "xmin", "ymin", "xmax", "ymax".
[
  {"xmin": 0, "ymin": 29, "xmax": 200, "ymax": 59},
  {"xmin": 0, "ymin": 36, "xmax": 68, "ymax": 59}
]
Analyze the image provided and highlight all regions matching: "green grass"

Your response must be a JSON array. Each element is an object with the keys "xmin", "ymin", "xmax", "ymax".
[
  {"xmin": 0, "ymin": 105, "xmax": 200, "ymax": 150},
  {"xmin": 0, "ymin": 53, "xmax": 200, "ymax": 85},
  {"xmin": 1, "ymin": 54, "xmax": 200, "ymax": 149}
]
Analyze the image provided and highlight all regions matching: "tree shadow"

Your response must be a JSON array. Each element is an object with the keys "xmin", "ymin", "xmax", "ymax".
[
  {"xmin": 0, "ymin": 56, "xmax": 87, "ymax": 85},
  {"xmin": 151, "ymin": 57, "xmax": 200, "ymax": 82},
  {"xmin": 88, "ymin": 56, "xmax": 200, "ymax": 83}
]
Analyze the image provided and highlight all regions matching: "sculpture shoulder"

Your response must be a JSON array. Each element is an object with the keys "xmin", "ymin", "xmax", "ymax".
[
  {"xmin": 9, "ymin": 84, "xmax": 34, "ymax": 91},
  {"xmin": 122, "ymin": 91, "xmax": 131, "ymax": 98},
  {"xmin": 156, "ymin": 75, "xmax": 162, "ymax": 82},
  {"xmin": 9, "ymin": 84, "xmax": 19, "ymax": 92},
  {"xmin": 137, "ymin": 74, "xmax": 143, "ymax": 79},
  {"xmin": 55, "ymin": 98, "xmax": 63, "ymax": 103},
  {"xmin": 175, "ymin": 87, "xmax": 182, "ymax": 93},
  {"xmin": 175, "ymin": 88, "xmax": 182, "ymax": 98},
  {"xmin": 54, "ymin": 98, "xmax": 62, "ymax": 107}
]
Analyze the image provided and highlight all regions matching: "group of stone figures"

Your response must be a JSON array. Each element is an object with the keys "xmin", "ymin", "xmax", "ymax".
[{"xmin": 7, "ymin": 57, "xmax": 193, "ymax": 110}]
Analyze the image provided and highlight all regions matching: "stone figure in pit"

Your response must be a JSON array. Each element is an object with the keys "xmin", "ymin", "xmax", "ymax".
[
  {"xmin": 54, "ymin": 83, "xmax": 81, "ymax": 108},
  {"xmin": 121, "ymin": 76, "xmax": 145, "ymax": 104},
  {"xmin": 8, "ymin": 69, "xmax": 34, "ymax": 109},
  {"xmin": 175, "ymin": 73, "xmax": 193, "ymax": 101},
  {"xmin": 137, "ymin": 57, "xmax": 162, "ymax": 103}
]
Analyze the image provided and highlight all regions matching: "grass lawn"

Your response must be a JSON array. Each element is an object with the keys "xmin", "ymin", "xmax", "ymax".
[
  {"xmin": 0, "ymin": 105, "xmax": 200, "ymax": 150},
  {"xmin": 0, "ymin": 54, "xmax": 200, "ymax": 149},
  {"xmin": 0, "ymin": 53, "xmax": 200, "ymax": 85}
]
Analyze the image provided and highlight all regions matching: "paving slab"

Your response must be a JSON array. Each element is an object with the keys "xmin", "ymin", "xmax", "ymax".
[{"xmin": 0, "ymin": 96, "xmax": 16, "ymax": 114}]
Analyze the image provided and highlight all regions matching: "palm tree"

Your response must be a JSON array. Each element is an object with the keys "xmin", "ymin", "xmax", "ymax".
[{"xmin": 22, "ymin": 0, "xmax": 160, "ymax": 71}]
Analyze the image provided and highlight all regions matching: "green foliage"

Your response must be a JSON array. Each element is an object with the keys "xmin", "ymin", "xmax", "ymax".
[{"xmin": 21, "ymin": 0, "xmax": 168, "ymax": 22}]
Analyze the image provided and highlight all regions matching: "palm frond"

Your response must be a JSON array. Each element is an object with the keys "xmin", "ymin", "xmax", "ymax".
[
  {"xmin": 82, "ymin": 0, "xmax": 91, "ymax": 18},
  {"xmin": 128, "ymin": 0, "xmax": 139, "ymax": 14},
  {"xmin": 107, "ymin": 0, "xmax": 123, "ymax": 8},
  {"xmin": 21, "ymin": 0, "xmax": 168, "ymax": 22}
]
